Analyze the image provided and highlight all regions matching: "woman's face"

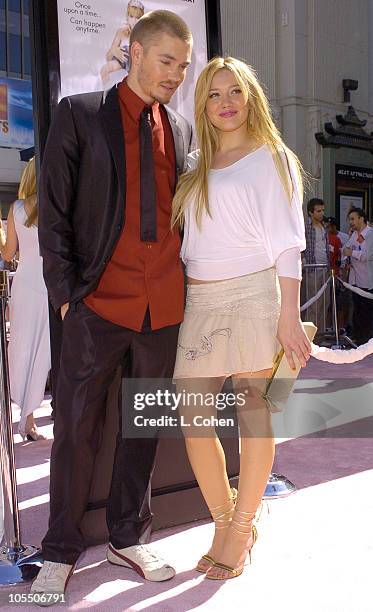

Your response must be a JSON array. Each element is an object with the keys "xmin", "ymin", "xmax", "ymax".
[
  {"xmin": 127, "ymin": 6, "xmax": 144, "ymax": 29},
  {"xmin": 205, "ymin": 69, "xmax": 249, "ymax": 133}
]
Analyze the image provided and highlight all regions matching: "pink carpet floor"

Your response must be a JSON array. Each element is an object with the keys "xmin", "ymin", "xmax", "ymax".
[{"xmin": 1, "ymin": 355, "xmax": 373, "ymax": 611}]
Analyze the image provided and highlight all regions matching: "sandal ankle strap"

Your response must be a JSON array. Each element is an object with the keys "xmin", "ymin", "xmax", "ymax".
[
  {"xmin": 231, "ymin": 508, "xmax": 257, "ymax": 535},
  {"xmin": 209, "ymin": 487, "xmax": 237, "ymax": 512},
  {"xmin": 210, "ymin": 487, "xmax": 237, "ymax": 529}
]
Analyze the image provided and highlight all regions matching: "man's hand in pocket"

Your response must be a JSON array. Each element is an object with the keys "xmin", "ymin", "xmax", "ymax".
[{"xmin": 61, "ymin": 302, "xmax": 70, "ymax": 320}]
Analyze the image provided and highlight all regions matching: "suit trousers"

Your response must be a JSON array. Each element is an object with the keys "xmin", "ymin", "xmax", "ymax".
[{"xmin": 41, "ymin": 300, "xmax": 179, "ymax": 565}]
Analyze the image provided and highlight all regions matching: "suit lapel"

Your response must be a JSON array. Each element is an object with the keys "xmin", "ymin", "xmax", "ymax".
[
  {"xmin": 166, "ymin": 108, "xmax": 186, "ymax": 176},
  {"xmin": 99, "ymin": 85, "xmax": 126, "ymax": 201},
  {"xmin": 99, "ymin": 92, "xmax": 187, "ymax": 201}
]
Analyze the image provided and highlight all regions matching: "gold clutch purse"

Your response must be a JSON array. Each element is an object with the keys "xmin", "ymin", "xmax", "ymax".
[{"xmin": 263, "ymin": 322, "xmax": 317, "ymax": 413}]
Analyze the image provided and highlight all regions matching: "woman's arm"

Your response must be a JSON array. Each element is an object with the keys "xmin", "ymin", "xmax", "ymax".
[
  {"xmin": 255, "ymin": 153, "xmax": 311, "ymax": 368},
  {"xmin": 106, "ymin": 29, "xmax": 127, "ymax": 62},
  {"xmin": 0, "ymin": 205, "xmax": 18, "ymax": 262},
  {"xmin": 277, "ymin": 275, "xmax": 311, "ymax": 370}
]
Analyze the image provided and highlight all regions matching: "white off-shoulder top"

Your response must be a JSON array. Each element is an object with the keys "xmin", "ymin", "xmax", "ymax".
[{"xmin": 180, "ymin": 144, "xmax": 306, "ymax": 281}]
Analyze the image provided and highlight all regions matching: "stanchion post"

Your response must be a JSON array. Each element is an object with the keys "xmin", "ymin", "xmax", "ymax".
[
  {"xmin": 0, "ymin": 271, "xmax": 21, "ymax": 551},
  {"xmin": 330, "ymin": 269, "xmax": 340, "ymax": 348},
  {"xmin": 263, "ymin": 473, "xmax": 297, "ymax": 499},
  {"xmin": 0, "ymin": 270, "xmax": 42, "ymax": 586}
]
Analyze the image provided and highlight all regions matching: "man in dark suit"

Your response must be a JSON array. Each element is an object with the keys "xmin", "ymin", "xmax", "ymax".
[{"xmin": 31, "ymin": 10, "xmax": 193, "ymax": 600}]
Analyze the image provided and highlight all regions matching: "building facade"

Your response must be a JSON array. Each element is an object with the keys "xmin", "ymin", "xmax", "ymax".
[
  {"xmin": 2, "ymin": 0, "xmax": 373, "ymax": 227},
  {"xmin": 220, "ymin": 0, "xmax": 373, "ymax": 226}
]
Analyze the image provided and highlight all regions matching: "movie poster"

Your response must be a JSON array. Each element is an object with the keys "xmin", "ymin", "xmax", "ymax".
[
  {"xmin": 56, "ymin": 0, "xmax": 208, "ymax": 126},
  {"xmin": 339, "ymin": 195, "xmax": 364, "ymax": 233},
  {"xmin": 0, "ymin": 77, "xmax": 34, "ymax": 149}
]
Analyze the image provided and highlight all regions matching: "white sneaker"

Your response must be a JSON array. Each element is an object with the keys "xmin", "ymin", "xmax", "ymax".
[
  {"xmin": 30, "ymin": 561, "xmax": 74, "ymax": 606},
  {"xmin": 107, "ymin": 543, "xmax": 175, "ymax": 582}
]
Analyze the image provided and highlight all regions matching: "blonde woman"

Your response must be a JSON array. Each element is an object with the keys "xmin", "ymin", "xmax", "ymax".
[
  {"xmin": 172, "ymin": 57, "xmax": 311, "ymax": 580},
  {"xmin": 0, "ymin": 158, "xmax": 50, "ymax": 440},
  {"xmin": 100, "ymin": 0, "xmax": 145, "ymax": 86}
]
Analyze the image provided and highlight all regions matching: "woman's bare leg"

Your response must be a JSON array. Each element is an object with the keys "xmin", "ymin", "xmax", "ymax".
[
  {"xmin": 177, "ymin": 376, "xmax": 234, "ymax": 569},
  {"xmin": 21, "ymin": 412, "xmax": 46, "ymax": 441},
  {"xmin": 207, "ymin": 368, "xmax": 274, "ymax": 579},
  {"xmin": 25, "ymin": 412, "xmax": 36, "ymax": 432}
]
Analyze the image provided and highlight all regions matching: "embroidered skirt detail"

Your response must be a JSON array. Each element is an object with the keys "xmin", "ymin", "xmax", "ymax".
[{"xmin": 173, "ymin": 267, "xmax": 281, "ymax": 379}]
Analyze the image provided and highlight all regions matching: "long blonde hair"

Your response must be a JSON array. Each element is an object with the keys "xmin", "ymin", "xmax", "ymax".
[
  {"xmin": 172, "ymin": 57, "xmax": 304, "ymax": 228},
  {"xmin": 18, "ymin": 157, "xmax": 37, "ymax": 228}
]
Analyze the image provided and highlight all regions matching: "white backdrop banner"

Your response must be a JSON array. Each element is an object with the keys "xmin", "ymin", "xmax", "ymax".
[{"xmin": 56, "ymin": 0, "xmax": 208, "ymax": 126}]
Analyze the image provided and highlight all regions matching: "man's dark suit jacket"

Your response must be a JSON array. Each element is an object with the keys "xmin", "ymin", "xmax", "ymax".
[{"xmin": 38, "ymin": 84, "xmax": 192, "ymax": 312}]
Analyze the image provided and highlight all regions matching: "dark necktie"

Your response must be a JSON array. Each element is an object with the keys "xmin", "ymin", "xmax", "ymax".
[{"xmin": 139, "ymin": 107, "xmax": 157, "ymax": 242}]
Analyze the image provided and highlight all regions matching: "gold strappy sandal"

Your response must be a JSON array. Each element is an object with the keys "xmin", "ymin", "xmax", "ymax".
[
  {"xmin": 205, "ymin": 508, "xmax": 258, "ymax": 580},
  {"xmin": 195, "ymin": 487, "xmax": 237, "ymax": 573}
]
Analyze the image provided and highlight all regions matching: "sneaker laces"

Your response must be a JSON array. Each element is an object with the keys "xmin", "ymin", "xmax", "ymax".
[
  {"xmin": 36, "ymin": 562, "xmax": 71, "ymax": 589},
  {"xmin": 134, "ymin": 545, "xmax": 168, "ymax": 568}
]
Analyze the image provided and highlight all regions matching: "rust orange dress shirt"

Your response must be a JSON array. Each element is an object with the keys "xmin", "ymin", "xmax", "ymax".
[{"xmin": 85, "ymin": 80, "xmax": 184, "ymax": 331}]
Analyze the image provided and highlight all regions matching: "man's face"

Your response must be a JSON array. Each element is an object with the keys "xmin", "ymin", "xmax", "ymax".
[
  {"xmin": 349, "ymin": 212, "xmax": 364, "ymax": 232},
  {"xmin": 132, "ymin": 33, "xmax": 192, "ymax": 105},
  {"xmin": 310, "ymin": 204, "xmax": 325, "ymax": 223}
]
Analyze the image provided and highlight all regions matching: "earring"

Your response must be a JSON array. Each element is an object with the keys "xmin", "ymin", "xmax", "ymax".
[{"xmin": 249, "ymin": 109, "xmax": 254, "ymax": 128}]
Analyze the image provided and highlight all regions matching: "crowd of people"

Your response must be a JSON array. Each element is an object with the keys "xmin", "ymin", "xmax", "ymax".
[
  {"xmin": 0, "ymin": 6, "xmax": 372, "ymax": 605},
  {"xmin": 303, "ymin": 197, "xmax": 373, "ymax": 345}
]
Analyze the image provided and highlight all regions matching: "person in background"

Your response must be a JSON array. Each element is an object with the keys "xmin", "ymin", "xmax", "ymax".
[
  {"xmin": 0, "ymin": 158, "xmax": 50, "ymax": 440},
  {"xmin": 304, "ymin": 198, "xmax": 329, "ymax": 265},
  {"xmin": 337, "ymin": 226, "xmax": 349, "ymax": 247},
  {"xmin": 325, "ymin": 216, "xmax": 345, "ymax": 329},
  {"xmin": 302, "ymin": 198, "xmax": 329, "ymax": 332},
  {"xmin": 365, "ymin": 228, "xmax": 373, "ymax": 292},
  {"xmin": 343, "ymin": 207, "xmax": 373, "ymax": 345},
  {"xmin": 325, "ymin": 216, "xmax": 342, "ymax": 275}
]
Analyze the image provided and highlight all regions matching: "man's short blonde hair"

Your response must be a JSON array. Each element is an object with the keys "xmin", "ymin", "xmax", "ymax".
[{"xmin": 129, "ymin": 9, "xmax": 192, "ymax": 50}]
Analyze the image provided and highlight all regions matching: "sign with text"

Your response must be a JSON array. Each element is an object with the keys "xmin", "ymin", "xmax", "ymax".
[
  {"xmin": 0, "ymin": 77, "xmax": 34, "ymax": 150},
  {"xmin": 336, "ymin": 164, "xmax": 373, "ymax": 183},
  {"xmin": 56, "ymin": 0, "xmax": 208, "ymax": 126}
]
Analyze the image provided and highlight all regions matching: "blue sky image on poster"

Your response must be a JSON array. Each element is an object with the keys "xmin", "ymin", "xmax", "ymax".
[{"xmin": 0, "ymin": 77, "xmax": 34, "ymax": 149}]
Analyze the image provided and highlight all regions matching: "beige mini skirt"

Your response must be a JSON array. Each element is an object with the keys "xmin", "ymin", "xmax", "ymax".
[{"xmin": 173, "ymin": 267, "xmax": 281, "ymax": 379}]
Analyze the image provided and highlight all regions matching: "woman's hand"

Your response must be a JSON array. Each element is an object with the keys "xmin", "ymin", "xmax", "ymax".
[
  {"xmin": 112, "ymin": 47, "xmax": 127, "ymax": 63},
  {"xmin": 276, "ymin": 275, "xmax": 312, "ymax": 370},
  {"xmin": 277, "ymin": 311, "xmax": 312, "ymax": 370}
]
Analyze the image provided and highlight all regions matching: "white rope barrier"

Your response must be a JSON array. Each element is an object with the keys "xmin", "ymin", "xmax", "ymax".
[
  {"xmin": 311, "ymin": 338, "xmax": 373, "ymax": 363},
  {"xmin": 336, "ymin": 277, "xmax": 373, "ymax": 300},
  {"xmin": 300, "ymin": 277, "xmax": 330, "ymax": 312},
  {"xmin": 300, "ymin": 272, "xmax": 373, "ymax": 363}
]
